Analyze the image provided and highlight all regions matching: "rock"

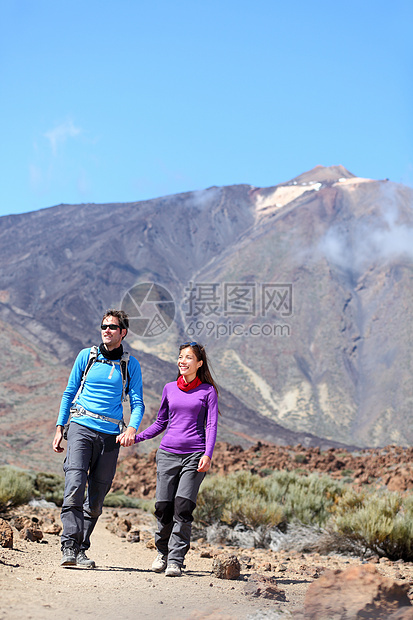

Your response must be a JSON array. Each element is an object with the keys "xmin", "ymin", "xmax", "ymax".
[
  {"xmin": 43, "ymin": 521, "xmax": 61, "ymax": 535},
  {"xmin": 42, "ymin": 515, "xmax": 61, "ymax": 535},
  {"xmin": 387, "ymin": 472, "xmax": 411, "ymax": 493},
  {"xmin": 11, "ymin": 516, "xmax": 32, "ymax": 531},
  {"xmin": 200, "ymin": 550, "xmax": 213, "ymax": 558},
  {"xmin": 303, "ymin": 564, "xmax": 411, "ymax": 619},
  {"xmin": 118, "ymin": 518, "xmax": 132, "ymax": 532},
  {"xmin": 20, "ymin": 523, "xmax": 43, "ymax": 542},
  {"xmin": 0, "ymin": 518, "xmax": 13, "ymax": 548},
  {"xmin": 244, "ymin": 573, "xmax": 286, "ymax": 600},
  {"xmin": 212, "ymin": 555, "xmax": 241, "ymax": 580},
  {"xmin": 112, "ymin": 443, "xmax": 413, "ymax": 498},
  {"xmin": 257, "ymin": 562, "xmax": 271, "ymax": 571},
  {"xmin": 146, "ymin": 537, "xmax": 156, "ymax": 549},
  {"xmin": 106, "ymin": 517, "xmax": 132, "ymax": 537},
  {"xmin": 126, "ymin": 530, "xmax": 140, "ymax": 543}
]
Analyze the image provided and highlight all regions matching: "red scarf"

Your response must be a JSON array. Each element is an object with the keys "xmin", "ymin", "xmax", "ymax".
[{"xmin": 177, "ymin": 375, "xmax": 202, "ymax": 392}]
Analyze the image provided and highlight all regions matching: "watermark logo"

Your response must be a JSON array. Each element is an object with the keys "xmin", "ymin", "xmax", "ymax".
[
  {"xmin": 121, "ymin": 281, "xmax": 293, "ymax": 339},
  {"xmin": 184, "ymin": 282, "xmax": 292, "ymax": 317},
  {"xmin": 184, "ymin": 282, "xmax": 292, "ymax": 340},
  {"xmin": 121, "ymin": 282, "xmax": 175, "ymax": 337}
]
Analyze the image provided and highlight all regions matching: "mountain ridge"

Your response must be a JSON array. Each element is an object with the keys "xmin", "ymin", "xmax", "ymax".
[{"xmin": 0, "ymin": 165, "xmax": 412, "ymax": 472}]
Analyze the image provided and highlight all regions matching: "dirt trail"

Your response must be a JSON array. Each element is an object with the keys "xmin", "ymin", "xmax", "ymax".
[
  {"xmin": 3, "ymin": 506, "xmax": 413, "ymax": 619},
  {"xmin": 0, "ymin": 509, "xmax": 295, "ymax": 620}
]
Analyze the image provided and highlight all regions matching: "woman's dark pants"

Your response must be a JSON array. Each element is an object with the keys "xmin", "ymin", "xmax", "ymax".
[{"xmin": 154, "ymin": 449, "xmax": 205, "ymax": 567}]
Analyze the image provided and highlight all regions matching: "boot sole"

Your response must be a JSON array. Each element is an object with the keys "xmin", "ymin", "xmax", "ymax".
[{"xmin": 77, "ymin": 561, "xmax": 96, "ymax": 568}]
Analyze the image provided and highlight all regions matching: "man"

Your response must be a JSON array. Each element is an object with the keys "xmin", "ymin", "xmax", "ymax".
[{"xmin": 52, "ymin": 309, "xmax": 144, "ymax": 568}]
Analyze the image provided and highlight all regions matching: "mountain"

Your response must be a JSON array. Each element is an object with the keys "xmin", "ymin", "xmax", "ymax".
[{"xmin": 0, "ymin": 165, "xmax": 412, "ymax": 471}]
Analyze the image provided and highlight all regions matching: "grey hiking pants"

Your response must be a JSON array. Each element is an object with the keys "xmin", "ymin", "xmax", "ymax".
[
  {"xmin": 154, "ymin": 449, "xmax": 205, "ymax": 567},
  {"xmin": 60, "ymin": 422, "xmax": 119, "ymax": 551}
]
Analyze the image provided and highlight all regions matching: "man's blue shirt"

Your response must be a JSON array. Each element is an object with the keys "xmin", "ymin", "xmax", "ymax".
[{"xmin": 56, "ymin": 347, "xmax": 145, "ymax": 434}]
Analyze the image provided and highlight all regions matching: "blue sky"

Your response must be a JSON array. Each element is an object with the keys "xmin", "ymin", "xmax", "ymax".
[{"xmin": 1, "ymin": 0, "xmax": 412, "ymax": 217}]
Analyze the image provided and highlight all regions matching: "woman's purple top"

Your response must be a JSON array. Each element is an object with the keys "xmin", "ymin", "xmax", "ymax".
[{"xmin": 134, "ymin": 381, "xmax": 218, "ymax": 459}]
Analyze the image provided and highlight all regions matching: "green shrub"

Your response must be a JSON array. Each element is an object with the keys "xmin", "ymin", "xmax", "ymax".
[
  {"xmin": 103, "ymin": 491, "xmax": 155, "ymax": 512},
  {"xmin": 173, "ymin": 469, "xmax": 413, "ymax": 560},
  {"xmin": 267, "ymin": 470, "xmax": 345, "ymax": 527},
  {"xmin": 222, "ymin": 496, "xmax": 284, "ymax": 529},
  {"xmin": 0, "ymin": 466, "xmax": 34, "ymax": 510},
  {"xmin": 260, "ymin": 468, "xmax": 274, "ymax": 476},
  {"xmin": 195, "ymin": 470, "xmax": 344, "ymax": 530},
  {"xmin": 34, "ymin": 472, "xmax": 65, "ymax": 505},
  {"xmin": 194, "ymin": 477, "xmax": 230, "ymax": 526},
  {"xmin": 294, "ymin": 453, "xmax": 307, "ymax": 464},
  {"xmin": 332, "ymin": 488, "xmax": 413, "ymax": 560},
  {"xmin": 194, "ymin": 471, "xmax": 285, "ymax": 542}
]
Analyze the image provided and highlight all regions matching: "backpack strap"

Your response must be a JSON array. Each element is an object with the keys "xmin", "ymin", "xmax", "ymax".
[
  {"xmin": 72, "ymin": 345, "xmax": 99, "ymax": 404},
  {"xmin": 72, "ymin": 346, "xmax": 130, "ymax": 404},
  {"xmin": 119, "ymin": 352, "xmax": 130, "ymax": 402}
]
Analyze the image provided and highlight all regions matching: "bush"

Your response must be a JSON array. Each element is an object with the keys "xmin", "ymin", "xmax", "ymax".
[
  {"xmin": 194, "ymin": 477, "xmax": 231, "ymax": 526},
  {"xmin": 294, "ymin": 453, "xmax": 307, "ymax": 464},
  {"xmin": 222, "ymin": 496, "xmax": 284, "ymax": 529},
  {"xmin": 34, "ymin": 472, "xmax": 65, "ymax": 506},
  {"xmin": 268, "ymin": 471, "xmax": 345, "ymax": 527},
  {"xmin": 103, "ymin": 491, "xmax": 155, "ymax": 512},
  {"xmin": 0, "ymin": 466, "xmax": 34, "ymax": 510},
  {"xmin": 194, "ymin": 470, "xmax": 348, "ymax": 551},
  {"xmin": 332, "ymin": 487, "xmax": 413, "ymax": 560},
  {"xmin": 195, "ymin": 470, "xmax": 345, "ymax": 531}
]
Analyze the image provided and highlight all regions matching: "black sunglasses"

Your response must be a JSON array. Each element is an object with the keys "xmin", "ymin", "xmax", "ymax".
[
  {"xmin": 181, "ymin": 341, "xmax": 200, "ymax": 348},
  {"xmin": 101, "ymin": 323, "xmax": 121, "ymax": 331}
]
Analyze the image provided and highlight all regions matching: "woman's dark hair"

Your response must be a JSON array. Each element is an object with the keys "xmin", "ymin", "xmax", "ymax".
[{"xmin": 177, "ymin": 342, "xmax": 219, "ymax": 397}]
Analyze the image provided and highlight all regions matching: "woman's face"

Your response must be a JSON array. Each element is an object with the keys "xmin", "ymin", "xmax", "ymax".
[{"xmin": 177, "ymin": 346, "xmax": 203, "ymax": 383}]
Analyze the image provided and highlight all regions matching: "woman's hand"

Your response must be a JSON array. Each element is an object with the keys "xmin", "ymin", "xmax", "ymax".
[
  {"xmin": 116, "ymin": 426, "xmax": 136, "ymax": 447},
  {"xmin": 197, "ymin": 455, "xmax": 211, "ymax": 472}
]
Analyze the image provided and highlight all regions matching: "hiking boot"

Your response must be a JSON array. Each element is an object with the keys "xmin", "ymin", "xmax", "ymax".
[
  {"xmin": 76, "ymin": 550, "xmax": 96, "ymax": 568},
  {"xmin": 151, "ymin": 552, "xmax": 167, "ymax": 573},
  {"xmin": 60, "ymin": 547, "xmax": 77, "ymax": 567},
  {"xmin": 165, "ymin": 562, "xmax": 182, "ymax": 577}
]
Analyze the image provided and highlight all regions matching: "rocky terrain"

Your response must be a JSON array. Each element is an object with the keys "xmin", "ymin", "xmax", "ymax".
[
  {"xmin": 3, "ymin": 442, "xmax": 413, "ymax": 618},
  {"xmin": 112, "ymin": 441, "xmax": 413, "ymax": 499},
  {"xmin": 2, "ymin": 490, "xmax": 413, "ymax": 618}
]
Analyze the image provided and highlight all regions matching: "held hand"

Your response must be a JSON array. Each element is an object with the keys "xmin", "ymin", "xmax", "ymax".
[
  {"xmin": 197, "ymin": 455, "xmax": 211, "ymax": 472},
  {"xmin": 52, "ymin": 427, "xmax": 64, "ymax": 453},
  {"xmin": 116, "ymin": 426, "xmax": 136, "ymax": 447}
]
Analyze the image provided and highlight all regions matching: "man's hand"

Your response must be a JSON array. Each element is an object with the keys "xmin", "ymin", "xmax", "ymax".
[
  {"xmin": 197, "ymin": 455, "xmax": 211, "ymax": 472},
  {"xmin": 53, "ymin": 426, "xmax": 65, "ymax": 453},
  {"xmin": 116, "ymin": 426, "xmax": 136, "ymax": 447}
]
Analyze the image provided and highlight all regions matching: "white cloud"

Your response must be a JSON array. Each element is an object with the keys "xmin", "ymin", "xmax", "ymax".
[
  {"xmin": 191, "ymin": 187, "xmax": 222, "ymax": 209},
  {"xmin": 319, "ymin": 203, "xmax": 413, "ymax": 274},
  {"xmin": 44, "ymin": 119, "xmax": 81, "ymax": 156}
]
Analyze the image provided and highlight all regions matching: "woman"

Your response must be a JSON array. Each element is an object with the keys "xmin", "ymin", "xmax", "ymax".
[{"xmin": 118, "ymin": 341, "xmax": 219, "ymax": 576}]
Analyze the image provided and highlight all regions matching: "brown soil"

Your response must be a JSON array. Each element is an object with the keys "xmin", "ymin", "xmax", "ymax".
[
  {"xmin": 113, "ymin": 441, "xmax": 413, "ymax": 499},
  {"xmin": 2, "ymin": 441, "xmax": 413, "ymax": 619},
  {"xmin": 2, "ymin": 504, "xmax": 413, "ymax": 620}
]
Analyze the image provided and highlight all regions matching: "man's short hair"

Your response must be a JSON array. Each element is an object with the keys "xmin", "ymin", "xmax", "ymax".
[{"xmin": 102, "ymin": 309, "xmax": 129, "ymax": 333}]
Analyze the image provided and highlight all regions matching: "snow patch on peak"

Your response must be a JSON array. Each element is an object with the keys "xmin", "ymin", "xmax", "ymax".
[{"xmin": 255, "ymin": 182, "xmax": 322, "ymax": 216}]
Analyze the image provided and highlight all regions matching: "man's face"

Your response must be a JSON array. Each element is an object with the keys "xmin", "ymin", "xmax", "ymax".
[{"xmin": 100, "ymin": 315, "xmax": 127, "ymax": 351}]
